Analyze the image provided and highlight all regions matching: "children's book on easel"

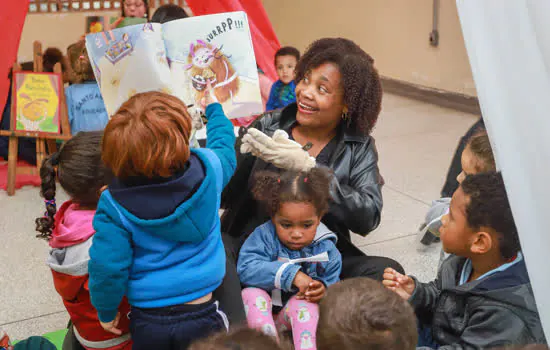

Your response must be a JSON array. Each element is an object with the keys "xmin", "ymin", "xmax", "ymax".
[
  {"xmin": 85, "ymin": 11, "xmax": 263, "ymax": 120},
  {"xmin": 0, "ymin": 41, "xmax": 72, "ymax": 196}
]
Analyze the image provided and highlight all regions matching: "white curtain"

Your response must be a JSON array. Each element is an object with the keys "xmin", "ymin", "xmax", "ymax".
[{"xmin": 456, "ymin": 0, "xmax": 550, "ymax": 339}]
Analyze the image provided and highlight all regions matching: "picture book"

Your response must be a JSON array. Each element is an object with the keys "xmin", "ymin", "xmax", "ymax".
[{"xmin": 85, "ymin": 11, "xmax": 263, "ymax": 119}]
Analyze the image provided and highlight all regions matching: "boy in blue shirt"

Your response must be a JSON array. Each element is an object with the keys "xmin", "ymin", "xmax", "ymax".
[
  {"xmin": 65, "ymin": 41, "xmax": 109, "ymax": 133},
  {"xmin": 384, "ymin": 172, "xmax": 546, "ymax": 348},
  {"xmin": 266, "ymin": 47, "xmax": 300, "ymax": 111}
]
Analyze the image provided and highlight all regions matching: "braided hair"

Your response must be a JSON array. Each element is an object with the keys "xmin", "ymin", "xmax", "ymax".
[{"xmin": 35, "ymin": 131, "xmax": 112, "ymax": 239}]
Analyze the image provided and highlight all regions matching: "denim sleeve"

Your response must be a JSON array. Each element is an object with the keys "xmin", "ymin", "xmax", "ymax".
[{"xmin": 237, "ymin": 225, "xmax": 301, "ymax": 292}]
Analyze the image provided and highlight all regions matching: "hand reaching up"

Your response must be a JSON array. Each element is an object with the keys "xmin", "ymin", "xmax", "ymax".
[
  {"xmin": 200, "ymin": 80, "xmax": 218, "ymax": 109},
  {"xmin": 382, "ymin": 268, "xmax": 415, "ymax": 300}
]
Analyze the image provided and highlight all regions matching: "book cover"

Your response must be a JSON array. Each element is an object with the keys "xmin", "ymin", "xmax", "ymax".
[{"xmin": 85, "ymin": 11, "xmax": 262, "ymax": 119}]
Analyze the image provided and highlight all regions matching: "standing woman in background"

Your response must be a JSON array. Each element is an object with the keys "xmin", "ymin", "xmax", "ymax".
[{"xmin": 110, "ymin": 0, "xmax": 150, "ymax": 29}]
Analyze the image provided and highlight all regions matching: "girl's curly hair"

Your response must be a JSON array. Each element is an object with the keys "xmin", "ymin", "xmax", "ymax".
[
  {"xmin": 295, "ymin": 38, "xmax": 383, "ymax": 135},
  {"xmin": 251, "ymin": 168, "xmax": 332, "ymax": 217}
]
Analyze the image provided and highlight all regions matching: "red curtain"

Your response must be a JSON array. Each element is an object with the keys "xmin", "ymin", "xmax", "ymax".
[
  {"xmin": 0, "ymin": 0, "xmax": 29, "ymax": 111},
  {"xmin": 185, "ymin": 0, "xmax": 280, "ymax": 81}
]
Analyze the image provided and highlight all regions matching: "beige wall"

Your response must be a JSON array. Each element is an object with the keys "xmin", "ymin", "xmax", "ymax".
[
  {"xmin": 18, "ymin": 11, "xmax": 119, "ymax": 63},
  {"xmin": 263, "ymin": 0, "xmax": 477, "ymax": 97}
]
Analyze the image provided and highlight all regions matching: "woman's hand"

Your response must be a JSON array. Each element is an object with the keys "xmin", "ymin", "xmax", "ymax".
[
  {"xmin": 293, "ymin": 271, "xmax": 314, "ymax": 299},
  {"xmin": 305, "ymin": 280, "xmax": 326, "ymax": 303},
  {"xmin": 99, "ymin": 312, "xmax": 122, "ymax": 335},
  {"xmin": 240, "ymin": 128, "xmax": 316, "ymax": 172},
  {"xmin": 382, "ymin": 268, "xmax": 415, "ymax": 300}
]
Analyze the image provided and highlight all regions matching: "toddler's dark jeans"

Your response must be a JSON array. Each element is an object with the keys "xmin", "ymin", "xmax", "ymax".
[{"xmin": 130, "ymin": 299, "xmax": 228, "ymax": 350}]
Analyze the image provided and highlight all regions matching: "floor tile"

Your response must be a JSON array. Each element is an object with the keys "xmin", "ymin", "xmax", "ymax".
[
  {"xmin": 0, "ymin": 187, "xmax": 69, "ymax": 324},
  {"xmin": 359, "ymin": 234, "xmax": 442, "ymax": 283},
  {"xmin": 2, "ymin": 311, "xmax": 68, "ymax": 342},
  {"xmin": 376, "ymin": 130, "xmax": 472, "ymax": 204},
  {"xmin": 350, "ymin": 187, "xmax": 429, "ymax": 247},
  {"xmin": 374, "ymin": 102, "xmax": 478, "ymax": 140}
]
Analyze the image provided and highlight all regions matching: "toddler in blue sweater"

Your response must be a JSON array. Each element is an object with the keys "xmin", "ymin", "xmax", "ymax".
[
  {"xmin": 237, "ymin": 168, "xmax": 342, "ymax": 350},
  {"xmin": 88, "ymin": 88, "xmax": 236, "ymax": 350}
]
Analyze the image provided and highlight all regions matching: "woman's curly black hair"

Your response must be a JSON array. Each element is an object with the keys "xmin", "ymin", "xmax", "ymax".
[{"xmin": 295, "ymin": 38, "xmax": 383, "ymax": 135}]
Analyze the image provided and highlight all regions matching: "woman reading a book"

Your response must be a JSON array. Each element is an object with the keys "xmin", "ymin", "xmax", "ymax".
[{"xmin": 218, "ymin": 37, "xmax": 405, "ymax": 323}]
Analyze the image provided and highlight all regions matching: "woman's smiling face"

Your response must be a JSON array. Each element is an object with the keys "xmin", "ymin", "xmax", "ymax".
[{"xmin": 294, "ymin": 63, "xmax": 346, "ymax": 131}]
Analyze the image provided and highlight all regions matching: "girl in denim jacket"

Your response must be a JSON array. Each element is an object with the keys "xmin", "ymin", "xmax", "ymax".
[{"xmin": 237, "ymin": 168, "xmax": 342, "ymax": 350}]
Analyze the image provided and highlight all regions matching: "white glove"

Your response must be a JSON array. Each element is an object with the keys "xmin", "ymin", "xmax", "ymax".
[{"xmin": 240, "ymin": 128, "xmax": 316, "ymax": 172}]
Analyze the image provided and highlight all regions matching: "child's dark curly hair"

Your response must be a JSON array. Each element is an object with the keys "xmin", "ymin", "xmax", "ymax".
[
  {"xmin": 295, "ymin": 38, "xmax": 382, "ymax": 135},
  {"xmin": 252, "ymin": 168, "xmax": 332, "ymax": 217},
  {"xmin": 461, "ymin": 172, "xmax": 521, "ymax": 260},
  {"xmin": 35, "ymin": 131, "xmax": 112, "ymax": 240}
]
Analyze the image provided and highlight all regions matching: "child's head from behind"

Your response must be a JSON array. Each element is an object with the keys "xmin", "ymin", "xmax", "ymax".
[
  {"xmin": 150, "ymin": 4, "xmax": 189, "ymax": 23},
  {"xmin": 36, "ymin": 131, "xmax": 111, "ymax": 239},
  {"xmin": 102, "ymin": 91, "xmax": 192, "ymax": 180},
  {"xmin": 457, "ymin": 131, "xmax": 495, "ymax": 184},
  {"xmin": 275, "ymin": 46, "xmax": 300, "ymax": 85},
  {"xmin": 252, "ymin": 168, "xmax": 331, "ymax": 250},
  {"xmin": 189, "ymin": 327, "xmax": 288, "ymax": 350},
  {"xmin": 317, "ymin": 277, "xmax": 417, "ymax": 350},
  {"xmin": 67, "ymin": 40, "xmax": 94, "ymax": 83},
  {"xmin": 441, "ymin": 172, "xmax": 520, "ymax": 260}
]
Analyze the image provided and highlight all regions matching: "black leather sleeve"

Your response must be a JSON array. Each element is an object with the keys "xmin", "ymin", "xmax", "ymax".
[{"xmin": 327, "ymin": 139, "xmax": 383, "ymax": 236}]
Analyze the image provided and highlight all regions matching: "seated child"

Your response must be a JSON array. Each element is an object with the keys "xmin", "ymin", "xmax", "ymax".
[
  {"xmin": 88, "ymin": 89, "xmax": 236, "ymax": 350},
  {"xmin": 384, "ymin": 172, "xmax": 546, "ymax": 348},
  {"xmin": 317, "ymin": 278, "xmax": 417, "ymax": 350},
  {"xmin": 189, "ymin": 328, "xmax": 290, "ymax": 350},
  {"xmin": 65, "ymin": 41, "xmax": 109, "ymax": 133},
  {"xmin": 421, "ymin": 132, "xmax": 496, "ymax": 266},
  {"xmin": 237, "ymin": 168, "xmax": 342, "ymax": 350},
  {"xmin": 35, "ymin": 131, "xmax": 132, "ymax": 350},
  {"xmin": 265, "ymin": 47, "xmax": 300, "ymax": 111}
]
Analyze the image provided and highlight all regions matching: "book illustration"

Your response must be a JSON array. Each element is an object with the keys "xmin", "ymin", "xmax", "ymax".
[
  {"xmin": 179, "ymin": 40, "xmax": 239, "ymax": 107},
  {"xmin": 86, "ymin": 23, "xmax": 177, "ymax": 116},
  {"xmin": 14, "ymin": 73, "xmax": 61, "ymax": 134},
  {"xmin": 163, "ymin": 12, "xmax": 262, "ymax": 119},
  {"xmin": 86, "ymin": 11, "xmax": 262, "ymax": 119}
]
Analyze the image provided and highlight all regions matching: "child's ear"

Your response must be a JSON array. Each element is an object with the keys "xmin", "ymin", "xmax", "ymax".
[{"xmin": 470, "ymin": 231, "xmax": 493, "ymax": 255}]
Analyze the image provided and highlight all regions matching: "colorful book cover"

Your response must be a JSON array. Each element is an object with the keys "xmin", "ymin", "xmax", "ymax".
[
  {"xmin": 13, "ymin": 72, "xmax": 61, "ymax": 134},
  {"xmin": 85, "ymin": 11, "xmax": 262, "ymax": 119}
]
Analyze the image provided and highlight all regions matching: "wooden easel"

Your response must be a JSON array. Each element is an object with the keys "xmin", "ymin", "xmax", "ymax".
[{"xmin": 0, "ymin": 41, "xmax": 72, "ymax": 196}]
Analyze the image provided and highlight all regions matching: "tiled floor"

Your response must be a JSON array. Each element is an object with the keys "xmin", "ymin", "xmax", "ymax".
[{"xmin": 0, "ymin": 93, "xmax": 479, "ymax": 340}]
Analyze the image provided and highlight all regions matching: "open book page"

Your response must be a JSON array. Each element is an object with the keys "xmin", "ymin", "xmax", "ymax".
[
  {"xmin": 162, "ymin": 11, "xmax": 263, "ymax": 119},
  {"xmin": 85, "ymin": 23, "xmax": 177, "ymax": 116}
]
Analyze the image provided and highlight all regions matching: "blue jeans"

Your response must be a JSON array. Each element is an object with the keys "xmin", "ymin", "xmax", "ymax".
[
  {"xmin": 130, "ymin": 299, "xmax": 228, "ymax": 350},
  {"xmin": 418, "ymin": 323, "xmax": 439, "ymax": 348}
]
